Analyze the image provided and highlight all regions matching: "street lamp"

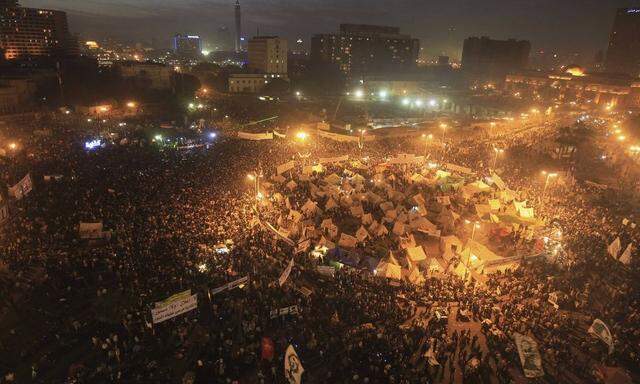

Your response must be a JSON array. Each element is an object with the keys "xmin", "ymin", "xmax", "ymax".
[
  {"xmin": 8, "ymin": 142, "xmax": 17, "ymax": 150},
  {"xmin": 541, "ymin": 171, "xmax": 558, "ymax": 195},
  {"xmin": 492, "ymin": 147, "xmax": 504, "ymax": 169},
  {"xmin": 296, "ymin": 131, "xmax": 308, "ymax": 141},
  {"xmin": 126, "ymin": 101, "xmax": 137, "ymax": 108},
  {"xmin": 421, "ymin": 133, "xmax": 433, "ymax": 157}
]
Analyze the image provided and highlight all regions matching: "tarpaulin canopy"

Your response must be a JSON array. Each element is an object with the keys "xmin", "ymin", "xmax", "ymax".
[{"xmin": 407, "ymin": 246, "xmax": 427, "ymax": 262}]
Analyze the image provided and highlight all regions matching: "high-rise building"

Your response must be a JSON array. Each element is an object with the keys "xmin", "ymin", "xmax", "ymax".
[
  {"xmin": 605, "ymin": 8, "xmax": 640, "ymax": 77},
  {"xmin": 0, "ymin": 1, "xmax": 78, "ymax": 60},
  {"xmin": 461, "ymin": 36, "xmax": 530, "ymax": 80},
  {"xmin": 173, "ymin": 34, "xmax": 201, "ymax": 59},
  {"xmin": 234, "ymin": 0, "xmax": 242, "ymax": 53},
  {"xmin": 248, "ymin": 36, "xmax": 287, "ymax": 74},
  {"xmin": 310, "ymin": 24, "xmax": 419, "ymax": 78}
]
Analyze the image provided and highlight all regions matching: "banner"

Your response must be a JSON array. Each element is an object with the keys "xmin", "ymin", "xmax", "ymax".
[
  {"xmin": 589, "ymin": 319, "xmax": 614, "ymax": 353},
  {"xmin": 151, "ymin": 293, "xmax": 198, "ymax": 324},
  {"xmin": 261, "ymin": 221, "xmax": 296, "ymax": 246},
  {"xmin": 238, "ymin": 131, "xmax": 274, "ymax": 140},
  {"xmin": 445, "ymin": 163, "xmax": 473, "ymax": 175},
  {"xmin": 273, "ymin": 130, "xmax": 286, "ymax": 138},
  {"xmin": 43, "ymin": 174, "xmax": 63, "ymax": 182},
  {"xmin": 8, "ymin": 173, "xmax": 33, "ymax": 200},
  {"xmin": 211, "ymin": 276, "xmax": 249, "ymax": 296},
  {"xmin": 317, "ymin": 130, "xmax": 360, "ymax": 143},
  {"xmin": 284, "ymin": 345, "xmax": 304, "ymax": 384},
  {"xmin": 491, "ymin": 172, "xmax": 506, "ymax": 190},
  {"xmin": 318, "ymin": 154, "xmax": 349, "ymax": 164},
  {"xmin": 619, "ymin": 243, "xmax": 633, "ymax": 265},
  {"xmin": 270, "ymin": 305, "xmax": 300, "ymax": 319},
  {"xmin": 513, "ymin": 333, "xmax": 544, "ymax": 378},
  {"xmin": 279, "ymin": 258, "xmax": 294, "ymax": 286},
  {"xmin": 155, "ymin": 290, "xmax": 191, "ymax": 308},
  {"xmin": 277, "ymin": 161, "xmax": 296, "ymax": 175},
  {"xmin": 78, "ymin": 222, "xmax": 104, "ymax": 239},
  {"xmin": 607, "ymin": 237, "xmax": 621, "ymax": 259},
  {"xmin": 388, "ymin": 153, "xmax": 423, "ymax": 164},
  {"xmin": 317, "ymin": 265, "xmax": 336, "ymax": 277}
]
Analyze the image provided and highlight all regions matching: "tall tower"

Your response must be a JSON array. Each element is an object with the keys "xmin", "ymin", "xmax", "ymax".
[{"xmin": 234, "ymin": 0, "xmax": 241, "ymax": 53}]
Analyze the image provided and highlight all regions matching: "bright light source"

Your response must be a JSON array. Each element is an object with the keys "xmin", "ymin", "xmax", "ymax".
[
  {"xmin": 296, "ymin": 132, "xmax": 308, "ymax": 140},
  {"xmin": 197, "ymin": 104, "xmax": 204, "ymax": 109},
  {"xmin": 378, "ymin": 90, "xmax": 388, "ymax": 99},
  {"xmin": 198, "ymin": 263, "xmax": 208, "ymax": 272},
  {"xmin": 354, "ymin": 89, "xmax": 364, "ymax": 98},
  {"xmin": 401, "ymin": 98, "xmax": 410, "ymax": 106},
  {"xmin": 295, "ymin": 91, "xmax": 301, "ymax": 97},
  {"xmin": 415, "ymin": 99, "xmax": 423, "ymax": 107},
  {"xmin": 247, "ymin": 174, "xmax": 255, "ymax": 181},
  {"xmin": 208, "ymin": 132, "xmax": 217, "ymax": 139},
  {"xmin": 87, "ymin": 118, "xmax": 92, "ymax": 122},
  {"xmin": 126, "ymin": 101, "xmax": 137, "ymax": 108},
  {"xmin": 429, "ymin": 99, "xmax": 437, "ymax": 107},
  {"xmin": 154, "ymin": 134, "xmax": 162, "ymax": 141},
  {"xmin": 8, "ymin": 142, "xmax": 17, "ymax": 150},
  {"xmin": 64, "ymin": 110, "xmax": 70, "ymax": 115},
  {"xmin": 84, "ymin": 139, "xmax": 101, "ymax": 150},
  {"xmin": 188, "ymin": 103, "xmax": 195, "ymax": 109},
  {"xmin": 201, "ymin": 50, "xmax": 210, "ymax": 56}
]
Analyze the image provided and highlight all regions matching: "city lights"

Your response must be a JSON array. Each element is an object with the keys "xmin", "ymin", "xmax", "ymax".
[{"xmin": 354, "ymin": 89, "xmax": 364, "ymax": 98}]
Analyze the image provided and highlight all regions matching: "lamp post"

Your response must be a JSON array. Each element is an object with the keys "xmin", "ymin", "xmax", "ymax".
[
  {"xmin": 492, "ymin": 147, "xmax": 504, "ymax": 169},
  {"xmin": 541, "ymin": 171, "xmax": 558, "ymax": 195},
  {"xmin": 421, "ymin": 133, "xmax": 433, "ymax": 157}
]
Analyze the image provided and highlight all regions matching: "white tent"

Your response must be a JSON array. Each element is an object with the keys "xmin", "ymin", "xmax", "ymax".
[
  {"xmin": 407, "ymin": 246, "xmax": 428, "ymax": 262},
  {"xmin": 338, "ymin": 233, "xmax": 358, "ymax": 248},
  {"xmin": 375, "ymin": 261, "xmax": 402, "ymax": 280}
]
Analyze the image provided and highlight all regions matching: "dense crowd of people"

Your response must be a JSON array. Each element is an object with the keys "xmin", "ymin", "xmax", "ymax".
[{"xmin": 0, "ymin": 112, "xmax": 638, "ymax": 384}]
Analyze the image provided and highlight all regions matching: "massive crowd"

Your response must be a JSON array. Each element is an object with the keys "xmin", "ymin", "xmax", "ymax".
[{"xmin": 0, "ymin": 112, "xmax": 638, "ymax": 384}]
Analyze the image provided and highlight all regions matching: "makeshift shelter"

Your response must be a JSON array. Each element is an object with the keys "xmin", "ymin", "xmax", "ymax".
[
  {"xmin": 392, "ymin": 221, "xmax": 406, "ymax": 236},
  {"xmin": 350, "ymin": 205, "xmax": 365, "ymax": 217},
  {"xmin": 301, "ymin": 200, "xmax": 318, "ymax": 215},
  {"xmin": 272, "ymin": 175, "xmax": 286, "ymax": 183},
  {"xmin": 407, "ymin": 246, "xmax": 427, "ymax": 262},
  {"xmin": 361, "ymin": 213, "xmax": 373, "ymax": 225},
  {"xmin": 325, "ymin": 197, "xmax": 338, "ymax": 210},
  {"xmin": 324, "ymin": 173, "xmax": 341, "ymax": 184},
  {"xmin": 286, "ymin": 180, "xmax": 298, "ymax": 190},
  {"xmin": 375, "ymin": 261, "xmax": 402, "ymax": 280},
  {"xmin": 459, "ymin": 240, "xmax": 503, "ymax": 271},
  {"xmin": 441, "ymin": 235, "xmax": 464, "ymax": 262},
  {"xmin": 356, "ymin": 226, "xmax": 369, "ymax": 242},
  {"xmin": 338, "ymin": 233, "xmax": 358, "ymax": 249}
]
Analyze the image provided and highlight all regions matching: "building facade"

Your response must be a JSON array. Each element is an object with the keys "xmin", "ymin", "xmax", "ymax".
[
  {"xmin": 461, "ymin": 37, "xmax": 530, "ymax": 81},
  {"xmin": 116, "ymin": 61, "xmax": 174, "ymax": 90},
  {"xmin": 0, "ymin": 1, "xmax": 78, "ymax": 60},
  {"xmin": 247, "ymin": 36, "xmax": 287, "ymax": 74},
  {"xmin": 605, "ymin": 8, "xmax": 640, "ymax": 77},
  {"xmin": 310, "ymin": 24, "xmax": 419, "ymax": 78},
  {"xmin": 228, "ymin": 73, "xmax": 284, "ymax": 93},
  {"xmin": 173, "ymin": 34, "xmax": 201, "ymax": 59}
]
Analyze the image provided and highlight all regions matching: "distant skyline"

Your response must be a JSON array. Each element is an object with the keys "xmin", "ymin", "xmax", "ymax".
[{"xmin": 20, "ymin": 0, "xmax": 639, "ymax": 60}]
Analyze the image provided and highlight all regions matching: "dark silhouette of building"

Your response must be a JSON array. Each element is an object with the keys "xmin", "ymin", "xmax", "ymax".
[
  {"xmin": 234, "ymin": 0, "xmax": 242, "ymax": 53},
  {"xmin": 216, "ymin": 26, "xmax": 232, "ymax": 51},
  {"xmin": 461, "ymin": 36, "xmax": 530, "ymax": 81},
  {"xmin": 310, "ymin": 24, "xmax": 419, "ymax": 78},
  {"xmin": 248, "ymin": 36, "xmax": 287, "ymax": 74},
  {"xmin": 173, "ymin": 34, "xmax": 201, "ymax": 59},
  {"xmin": 605, "ymin": 8, "xmax": 640, "ymax": 77},
  {"xmin": 0, "ymin": 0, "xmax": 78, "ymax": 60}
]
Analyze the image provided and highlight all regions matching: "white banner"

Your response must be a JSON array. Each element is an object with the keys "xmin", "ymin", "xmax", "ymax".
[
  {"xmin": 279, "ymin": 258, "xmax": 294, "ymax": 286},
  {"xmin": 318, "ymin": 154, "xmax": 349, "ymax": 164},
  {"xmin": 210, "ymin": 276, "xmax": 249, "ymax": 296},
  {"xmin": 445, "ymin": 163, "xmax": 473, "ymax": 175},
  {"xmin": 238, "ymin": 131, "xmax": 274, "ymax": 140},
  {"xmin": 589, "ymin": 319, "xmax": 614, "ymax": 353},
  {"xmin": 277, "ymin": 161, "xmax": 296, "ymax": 175},
  {"xmin": 317, "ymin": 265, "xmax": 336, "ymax": 277},
  {"xmin": 78, "ymin": 222, "xmax": 104, "ymax": 239},
  {"xmin": 9, "ymin": 173, "xmax": 33, "ymax": 200},
  {"xmin": 514, "ymin": 333, "xmax": 544, "ymax": 378},
  {"xmin": 270, "ymin": 305, "xmax": 300, "ymax": 319},
  {"xmin": 151, "ymin": 293, "xmax": 198, "ymax": 324},
  {"xmin": 491, "ymin": 172, "xmax": 506, "ymax": 190},
  {"xmin": 317, "ymin": 130, "xmax": 359, "ymax": 142},
  {"xmin": 607, "ymin": 237, "xmax": 621, "ymax": 259},
  {"xmin": 284, "ymin": 345, "xmax": 304, "ymax": 384}
]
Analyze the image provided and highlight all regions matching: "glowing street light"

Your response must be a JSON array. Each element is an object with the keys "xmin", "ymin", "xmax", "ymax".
[
  {"xmin": 296, "ymin": 131, "xmax": 308, "ymax": 141},
  {"xmin": 415, "ymin": 99, "xmax": 424, "ymax": 107},
  {"xmin": 8, "ymin": 142, "xmax": 17, "ymax": 150},
  {"xmin": 492, "ymin": 147, "xmax": 505, "ymax": 169},
  {"xmin": 378, "ymin": 89, "xmax": 388, "ymax": 99},
  {"xmin": 421, "ymin": 133, "xmax": 433, "ymax": 157},
  {"xmin": 354, "ymin": 89, "xmax": 364, "ymax": 99},
  {"xmin": 541, "ymin": 171, "xmax": 558, "ymax": 194},
  {"xmin": 126, "ymin": 101, "xmax": 137, "ymax": 108},
  {"xmin": 154, "ymin": 134, "xmax": 162, "ymax": 142},
  {"xmin": 401, "ymin": 98, "xmax": 411, "ymax": 106}
]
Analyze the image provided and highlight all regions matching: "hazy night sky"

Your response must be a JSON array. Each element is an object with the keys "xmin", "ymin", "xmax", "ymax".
[{"xmin": 20, "ymin": 0, "xmax": 638, "ymax": 60}]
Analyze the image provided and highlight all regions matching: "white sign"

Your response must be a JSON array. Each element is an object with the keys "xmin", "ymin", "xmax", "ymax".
[
  {"xmin": 270, "ymin": 305, "xmax": 300, "ymax": 319},
  {"xmin": 211, "ymin": 275, "xmax": 249, "ymax": 296},
  {"xmin": 317, "ymin": 265, "xmax": 336, "ymax": 277},
  {"xmin": 151, "ymin": 293, "xmax": 198, "ymax": 324},
  {"xmin": 9, "ymin": 173, "xmax": 33, "ymax": 200},
  {"xmin": 284, "ymin": 345, "xmax": 304, "ymax": 384},
  {"xmin": 279, "ymin": 258, "xmax": 294, "ymax": 286}
]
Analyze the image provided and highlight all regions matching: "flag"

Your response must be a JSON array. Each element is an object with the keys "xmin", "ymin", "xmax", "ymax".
[
  {"xmin": 261, "ymin": 337, "xmax": 275, "ymax": 361},
  {"xmin": 589, "ymin": 319, "xmax": 614, "ymax": 354},
  {"xmin": 513, "ymin": 333, "xmax": 544, "ymax": 378},
  {"xmin": 279, "ymin": 258, "xmax": 294, "ymax": 286},
  {"xmin": 619, "ymin": 243, "xmax": 633, "ymax": 265},
  {"xmin": 607, "ymin": 237, "xmax": 621, "ymax": 259},
  {"xmin": 284, "ymin": 345, "xmax": 304, "ymax": 384}
]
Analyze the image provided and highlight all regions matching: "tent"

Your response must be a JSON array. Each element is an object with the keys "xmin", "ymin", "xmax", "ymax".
[
  {"xmin": 350, "ymin": 205, "xmax": 365, "ymax": 217},
  {"xmin": 376, "ymin": 224, "xmax": 389, "ymax": 237},
  {"xmin": 321, "ymin": 218, "xmax": 334, "ymax": 230},
  {"xmin": 399, "ymin": 234, "xmax": 417, "ymax": 249},
  {"xmin": 459, "ymin": 240, "xmax": 503, "ymax": 271},
  {"xmin": 426, "ymin": 258, "xmax": 443, "ymax": 274},
  {"xmin": 441, "ymin": 235, "xmax": 464, "ymax": 261},
  {"xmin": 361, "ymin": 213, "xmax": 373, "ymax": 225},
  {"xmin": 325, "ymin": 197, "xmax": 338, "ymax": 210},
  {"xmin": 407, "ymin": 266, "xmax": 425, "ymax": 285},
  {"xmin": 375, "ymin": 261, "xmax": 402, "ymax": 280},
  {"xmin": 356, "ymin": 226, "xmax": 369, "ymax": 242},
  {"xmin": 324, "ymin": 173, "xmax": 342, "ymax": 185},
  {"xmin": 338, "ymin": 233, "xmax": 358, "ymax": 249},
  {"xmin": 392, "ymin": 221, "xmax": 406, "ymax": 236},
  {"xmin": 301, "ymin": 200, "xmax": 318, "ymax": 215},
  {"xmin": 286, "ymin": 180, "xmax": 298, "ymax": 190},
  {"xmin": 272, "ymin": 175, "xmax": 286, "ymax": 183},
  {"xmin": 407, "ymin": 245, "xmax": 428, "ymax": 262}
]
